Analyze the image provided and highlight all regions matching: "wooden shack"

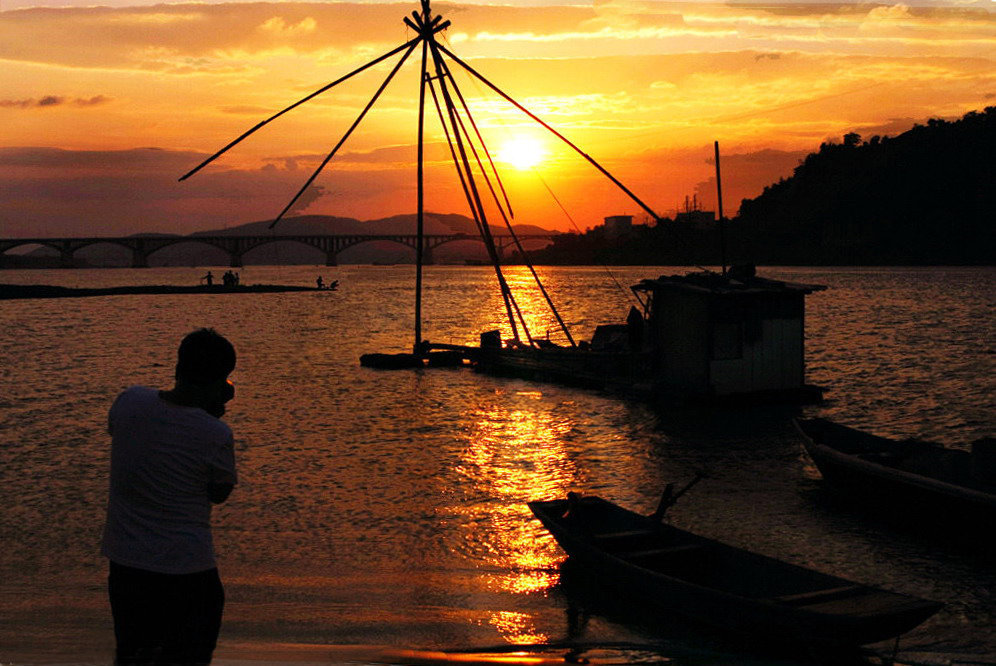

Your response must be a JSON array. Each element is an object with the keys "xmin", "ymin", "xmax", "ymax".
[{"xmin": 634, "ymin": 270, "xmax": 826, "ymax": 401}]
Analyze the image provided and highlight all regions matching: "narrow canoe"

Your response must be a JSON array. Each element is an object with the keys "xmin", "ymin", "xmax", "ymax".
[{"xmin": 528, "ymin": 495, "xmax": 941, "ymax": 646}]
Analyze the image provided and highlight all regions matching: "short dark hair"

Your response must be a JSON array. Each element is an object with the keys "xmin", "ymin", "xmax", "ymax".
[{"xmin": 176, "ymin": 328, "xmax": 236, "ymax": 385}]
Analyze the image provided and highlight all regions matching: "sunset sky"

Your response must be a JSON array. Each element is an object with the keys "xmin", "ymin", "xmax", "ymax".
[{"xmin": 1, "ymin": 0, "xmax": 993, "ymax": 237}]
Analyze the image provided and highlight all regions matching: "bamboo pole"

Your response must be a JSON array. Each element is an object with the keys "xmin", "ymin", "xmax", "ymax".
[
  {"xmin": 267, "ymin": 42, "xmax": 418, "ymax": 229},
  {"xmin": 714, "ymin": 140, "xmax": 727, "ymax": 276},
  {"xmin": 179, "ymin": 38, "xmax": 421, "ymax": 182},
  {"xmin": 427, "ymin": 37, "xmax": 522, "ymax": 344},
  {"xmin": 435, "ymin": 57, "xmax": 576, "ymax": 347},
  {"xmin": 414, "ymin": 38, "xmax": 428, "ymax": 353}
]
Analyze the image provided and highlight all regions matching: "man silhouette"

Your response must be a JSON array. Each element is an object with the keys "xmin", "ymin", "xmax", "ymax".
[{"xmin": 102, "ymin": 328, "xmax": 237, "ymax": 664}]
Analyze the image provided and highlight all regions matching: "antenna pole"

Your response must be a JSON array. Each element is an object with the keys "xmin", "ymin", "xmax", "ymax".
[{"xmin": 714, "ymin": 141, "xmax": 727, "ymax": 276}]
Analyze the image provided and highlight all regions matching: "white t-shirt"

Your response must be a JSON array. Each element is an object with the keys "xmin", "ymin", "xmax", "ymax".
[{"xmin": 101, "ymin": 386, "xmax": 237, "ymax": 574}]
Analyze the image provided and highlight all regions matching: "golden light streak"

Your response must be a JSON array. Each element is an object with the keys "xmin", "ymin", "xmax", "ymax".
[{"xmin": 486, "ymin": 610, "xmax": 550, "ymax": 645}]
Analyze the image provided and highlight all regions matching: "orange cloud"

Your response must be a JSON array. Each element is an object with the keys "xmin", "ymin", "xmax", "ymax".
[
  {"xmin": 0, "ymin": 1, "xmax": 992, "ymax": 235},
  {"xmin": 0, "ymin": 95, "xmax": 111, "ymax": 109}
]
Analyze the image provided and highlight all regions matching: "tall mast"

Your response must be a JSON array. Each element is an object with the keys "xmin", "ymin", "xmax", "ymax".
[
  {"xmin": 414, "ymin": 1, "xmax": 430, "ymax": 353},
  {"xmin": 714, "ymin": 140, "xmax": 727, "ymax": 276}
]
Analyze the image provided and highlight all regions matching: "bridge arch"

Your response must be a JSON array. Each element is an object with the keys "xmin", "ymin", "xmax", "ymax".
[
  {"xmin": 143, "ymin": 239, "xmax": 231, "ymax": 267},
  {"xmin": 237, "ymin": 238, "xmax": 327, "ymax": 266},
  {"xmin": 0, "ymin": 233, "xmax": 560, "ymax": 268},
  {"xmin": 0, "ymin": 239, "xmax": 63, "ymax": 255}
]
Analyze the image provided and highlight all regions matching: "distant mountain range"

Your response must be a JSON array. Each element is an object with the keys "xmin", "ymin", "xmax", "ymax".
[{"xmin": 17, "ymin": 213, "xmax": 557, "ymax": 267}]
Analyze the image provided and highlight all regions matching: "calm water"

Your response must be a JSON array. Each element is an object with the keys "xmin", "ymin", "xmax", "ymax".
[{"xmin": 0, "ymin": 265, "xmax": 993, "ymax": 665}]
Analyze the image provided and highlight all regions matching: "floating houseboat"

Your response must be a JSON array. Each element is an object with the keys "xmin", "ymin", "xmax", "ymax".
[{"xmin": 412, "ymin": 266, "xmax": 826, "ymax": 403}]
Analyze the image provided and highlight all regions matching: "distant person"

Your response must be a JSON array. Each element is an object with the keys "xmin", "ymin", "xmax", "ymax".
[
  {"xmin": 233, "ymin": 272, "xmax": 240, "ymax": 286},
  {"xmin": 201, "ymin": 271, "xmax": 214, "ymax": 287},
  {"xmin": 316, "ymin": 275, "xmax": 324, "ymax": 289},
  {"xmin": 102, "ymin": 328, "xmax": 238, "ymax": 665}
]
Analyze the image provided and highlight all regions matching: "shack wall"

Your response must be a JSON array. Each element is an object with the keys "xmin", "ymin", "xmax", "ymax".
[
  {"xmin": 650, "ymin": 289, "xmax": 711, "ymax": 393},
  {"xmin": 709, "ymin": 294, "xmax": 805, "ymax": 395}
]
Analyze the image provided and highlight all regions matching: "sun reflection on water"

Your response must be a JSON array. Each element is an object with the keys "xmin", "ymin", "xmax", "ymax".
[
  {"xmin": 481, "ymin": 267, "xmax": 584, "ymax": 347},
  {"xmin": 485, "ymin": 610, "xmax": 549, "ymax": 645},
  {"xmin": 453, "ymin": 391, "xmax": 582, "ymax": 643}
]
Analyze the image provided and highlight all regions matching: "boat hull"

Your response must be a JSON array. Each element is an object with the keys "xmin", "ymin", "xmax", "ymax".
[
  {"xmin": 796, "ymin": 418, "xmax": 996, "ymax": 526},
  {"xmin": 529, "ymin": 496, "xmax": 941, "ymax": 647},
  {"xmin": 475, "ymin": 346, "xmax": 823, "ymax": 404}
]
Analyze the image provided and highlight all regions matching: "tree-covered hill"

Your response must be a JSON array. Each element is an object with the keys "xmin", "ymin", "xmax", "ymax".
[{"xmin": 736, "ymin": 107, "xmax": 995, "ymax": 265}]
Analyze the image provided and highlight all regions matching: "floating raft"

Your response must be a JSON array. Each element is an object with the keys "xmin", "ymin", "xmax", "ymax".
[
  {"xmin": 0, "ymin": 284, "xmax": 332, "ymax": 300},
  {"xmin": 360, "ymin": 350, "xmax": 470, "ymax": 369}
]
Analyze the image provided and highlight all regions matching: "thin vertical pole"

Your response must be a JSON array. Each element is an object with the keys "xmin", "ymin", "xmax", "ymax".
[
  {"xmin": 414, "ymin": 37, "xmax": 428, "ymax": 353},
  {"xmin": 714, "ymin": 140, "xmax": 727, "ymax": 276}
]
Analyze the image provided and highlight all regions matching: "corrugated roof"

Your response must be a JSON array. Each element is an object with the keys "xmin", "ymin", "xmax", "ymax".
[{"xmin": 632, "ymin": 271, "xmax": 826, "ymax": 296}]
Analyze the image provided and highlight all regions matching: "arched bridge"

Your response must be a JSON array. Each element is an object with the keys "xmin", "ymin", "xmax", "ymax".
[{"xmin": 0, "ymin": 233, "xmax": 559, "ymax": 268}]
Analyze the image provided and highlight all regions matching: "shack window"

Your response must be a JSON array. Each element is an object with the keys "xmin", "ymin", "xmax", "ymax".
[{"xmin": 712, "ymin": 321, "xmax": 743, "ymax": 360}]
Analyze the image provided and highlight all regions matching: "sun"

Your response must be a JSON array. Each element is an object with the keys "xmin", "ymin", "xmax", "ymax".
[{"xmin": 498, "ymin": 136, "xmax": 545, "ymax": 170}]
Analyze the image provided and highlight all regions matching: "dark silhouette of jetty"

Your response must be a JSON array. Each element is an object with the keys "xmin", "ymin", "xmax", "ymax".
[{"xmin": 0, "ymin": 283, "xmax": 332, "ymax": 300}]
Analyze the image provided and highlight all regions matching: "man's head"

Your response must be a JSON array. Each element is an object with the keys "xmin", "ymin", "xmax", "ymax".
[
  {"xmin": 175, "ymin": 329, "xmax": 236, "ymax": 416},
  {"xmin": 176, "ymin": 328, "xmax": 236, "ymax": 385}
]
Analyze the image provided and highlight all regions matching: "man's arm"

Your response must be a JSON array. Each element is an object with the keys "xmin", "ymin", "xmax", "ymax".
[{"xmin": 207, "ymin": 426, "xmax": 237, "ymax": 504}]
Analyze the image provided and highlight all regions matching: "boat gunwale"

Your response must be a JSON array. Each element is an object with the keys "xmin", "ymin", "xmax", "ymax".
[{"xmin": 796, "ymin": 419, "xmax": 996, "ymax": 508}]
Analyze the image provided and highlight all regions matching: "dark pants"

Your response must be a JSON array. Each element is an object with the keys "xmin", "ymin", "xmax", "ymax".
[{"xmin": 108, "ymin": 561, "xmax": 224, "ymax": 665}]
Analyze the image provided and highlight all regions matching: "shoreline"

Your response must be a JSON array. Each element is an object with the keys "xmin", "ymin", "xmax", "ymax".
[{"xmin": 0, "ymin": 283, "xmax": 334, "ymax": 300}]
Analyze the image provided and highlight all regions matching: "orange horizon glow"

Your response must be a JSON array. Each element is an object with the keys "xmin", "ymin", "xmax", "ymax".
[{"xmin": 1, "ymin": 0, "xmax": 993, "ymax": 237}]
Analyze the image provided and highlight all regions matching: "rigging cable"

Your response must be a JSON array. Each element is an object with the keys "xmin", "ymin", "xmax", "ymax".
[
  {"xmin": 267, "ymin": 41, "xmax": 420, "ymax": 229},
  {"xmin": 532, "ymin": 169, "xmax": 641, "ymax": 308},
  {"xmin": 426, "ymin": 49, "xmax": 525, "ymax": 344},
  {"xmin": 437, "ymin": 55, "xmax": 577, "ymax": 346}
]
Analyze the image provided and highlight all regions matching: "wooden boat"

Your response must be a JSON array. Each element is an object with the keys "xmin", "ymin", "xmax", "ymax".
[
  {"xmin": 796, "ymin": 418, "xmax": 996, "ymax": 523},
  {"xmin": 528, "ymin": 494, "xmax": 942, "ymax": 646}
]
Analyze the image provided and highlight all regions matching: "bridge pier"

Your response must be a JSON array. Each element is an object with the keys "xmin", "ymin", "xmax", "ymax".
[
  {"xmin": 423, "ymin": 247, "xmax": 434, "ymax": 265},
  {"xmin": 132, "ymin": 250, "xmax": 149, "ymax": 268},
  {"xmin": 325, "ymin": 251, "xmax": 338, "ymax": 267},
  {"xmin": 230, "ymin": 253, "xmax": 243, "ymax": 268}
]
